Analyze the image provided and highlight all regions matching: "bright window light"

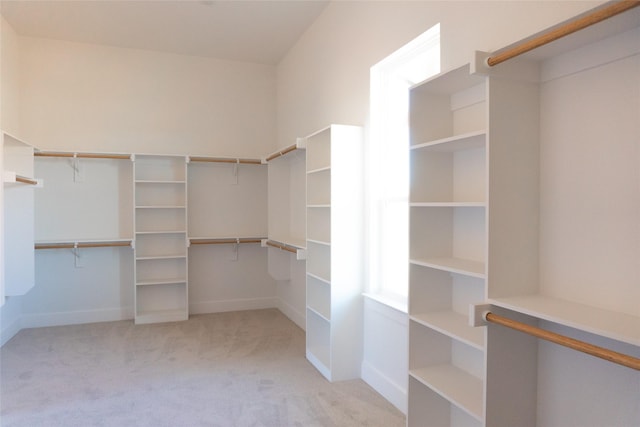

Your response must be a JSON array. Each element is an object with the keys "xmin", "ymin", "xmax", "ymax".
[{"xmin": 367, "ymin": 24, "xmax": 440, "ymax": 306}]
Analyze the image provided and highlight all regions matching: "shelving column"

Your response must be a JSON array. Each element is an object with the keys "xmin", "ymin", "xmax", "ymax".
[
  {"xmin": 305, "ymin": 124, "xmax": 364, "ymax": 381},
  {"xmin": 2, "ymin": 132, "xmax": 41, "ymax": 302},
  {"xmin": 133, "ymin": 155, "xmax": 188, "ymax": 324},
  {"xmin": 407, "ymin": 65, "xmax": 487, "ymax": 426}
]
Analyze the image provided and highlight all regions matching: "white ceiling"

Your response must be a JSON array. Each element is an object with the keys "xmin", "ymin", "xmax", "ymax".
[{"xmin": 0, "ymin": 0, "xmax": 329, "ymax": 65}]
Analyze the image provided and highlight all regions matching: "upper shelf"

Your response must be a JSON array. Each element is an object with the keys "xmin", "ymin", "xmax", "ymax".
[
  {"xmin": 264, "ymin": 139, "xmax": 306, "ymax": 163},
  {"xmin": 410, "ymin": 130, "xmax": 486, "ymax": 152},
  {"xmin": 262, "ymin": 238, "xmax": 307, "ymax": 260},
  {"xmin": 489, "ymin": 295, "xmax": 640, "ymax": 347}
]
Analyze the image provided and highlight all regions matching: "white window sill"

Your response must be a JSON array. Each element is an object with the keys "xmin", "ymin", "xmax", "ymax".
[{"xmin": 363, "ymin": 292, "xmax": 408, "ymax": 314}]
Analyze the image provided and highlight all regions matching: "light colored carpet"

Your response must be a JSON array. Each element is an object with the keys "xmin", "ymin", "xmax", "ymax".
[{"xmin": 0, "ymin": 309, "xmax": 405, "ymax": 426}]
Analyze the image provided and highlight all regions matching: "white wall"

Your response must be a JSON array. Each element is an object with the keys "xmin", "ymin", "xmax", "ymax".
[
  {"xmin": 1, "ymin": 15, "xmax": 21, "ymax": 136},
  {"xmin": 276, "ymin": 0, "xmax": 604, "ymax": 413},
  {"xmin": 19, "ymin": 36, "xmax": 277, "ymax": 157}
]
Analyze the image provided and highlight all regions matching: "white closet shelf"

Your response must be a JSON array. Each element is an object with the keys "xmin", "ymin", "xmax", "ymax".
[
  {"xmin": 411, "ymin": 63, "xmax": 485, "ymax": 94},
  {"xmin": 307, "ymin": 166, "xmax": 331, "ymax": 174},
  {"xmin": 136, "ymin": 254, "xmax": 186, "ymax": 261},
  {"xmin": 263, "ymin": 238, "xmax": 307, "ymax": 260},
  {"xmin": 307, "ymin": 204, "xmax": 331, "ymax": 208},
  {"xmin": 410, "ymin": 257, "xmax": 485, "ymax": 279},
  {"xmin": 410, "ymin": 202, "xmax": 485, "ymax": 208},
  {"xmin": 264, "ymin": 139, "xmax": 306, "ymax": 162},
  {"xmin": 35, "ymin": 238, "xmax": 133, "ymax": 249},
  {"xmin": 306, "ymin": 238, "xmax": 330, "ymax": 247},
  {"xmin": 134, "ymin": 180, "xmax": 186, "ymax": 184},
  {"xmin": 307, "ymin": 272, "xmax": 330, "ymax": 285},
  {"xmin": 489, "ymin": 295, "xmax": 640, "ymax": 346},
  {"xmin": 188, "ymin": 155, "xmax": 263, "ymax": 165},
  {"xmin": 410, "ymin": 130, "xmax": 486, "ymax": 152},
  {"xmin": 135, "ymin": 230, "xmax": 186, "ymax": 235},
  {"xmin": 135, "ymin": 309, "xmax": 188, "ymax": 325},
  {"xmin": 136, "ymin": 278, "xmax": 187, "ymax": 286},
  {"xmin": 409, "ymin": 365, "xmax": 483, "ymax": 422},
  {"xmin": 135, "ymin": 205, "xmax": 186, "ymax": 209},
  {"xmin": 411, "ymin": 312, "xmax": 485, "ymax": 350},
  {"xmin": 307, "ymin": 306, "xmax": 330, "ymax": 323},
  {"xmin": 34, "ymin": 150, "xmax": 132, "ymax": 160},
  {"xmin": 3, "ymin": 171, "xmax": 42, "ymax": 187},
  {"xmin": 189, "ymin": 237, "xmax": 265, "ymax": 245}
]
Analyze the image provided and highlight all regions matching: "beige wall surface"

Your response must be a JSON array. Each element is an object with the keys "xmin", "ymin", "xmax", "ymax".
[
  {"xmin": 1, "ymin": 15, "xmax": 21, "ymax": 135},
  {"xmin": 18, "ymin": 37, "xmax": 277, "ymax": 157},
  {"xmin": 276, "ymin": 0, "xmax": 603, "ymax": 147}
]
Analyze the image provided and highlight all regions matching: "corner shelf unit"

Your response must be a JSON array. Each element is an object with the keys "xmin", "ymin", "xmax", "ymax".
[
  {"xmin": 2, "ymin": 132, "xmax": 41, "ymax": 302},
  {"xmin": 304, "ymin": 124, "xmax": 364, "ymax": 382},
  {"xmin": 408, "ymin": 5, "xmax": 640, "ymax": 427},
  {"xmin": 133, "ymin": 154, "xmax": 188, "ymax": 324}
]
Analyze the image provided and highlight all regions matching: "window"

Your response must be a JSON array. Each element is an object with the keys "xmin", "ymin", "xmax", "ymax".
[{"xmin": 367, "ymin": 24, "xmax": 440, "ymax": 306}]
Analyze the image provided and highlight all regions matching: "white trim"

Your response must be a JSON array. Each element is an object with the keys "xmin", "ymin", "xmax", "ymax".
[
  {"xmin": 277, "ymin": 297, "xmax": 306, "ymax": 330},
  {"xmin": 189, "ymin": 297, "xmax": 278, "ymax": 315},
  {"xmin": 20, "ymin": 307, "xmax": 133, "ymax": 329},
  {"xmin": 0, "ymin": 315, "xmax": 22, "ymax": 347},
  {"xmin": 361, "ymin": 360, "xmax": 408, "ymax": 415}
]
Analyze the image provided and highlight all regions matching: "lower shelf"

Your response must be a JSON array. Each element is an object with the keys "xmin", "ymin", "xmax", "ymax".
[
  {"xmin": 135, "ymin": 281, "xmax": 188, "ymax": 324},
  {"xmin": 135, "ymin": 309, "xmax": 188, "ymax": 325},
  {"xmin": 410, "ymin": 364, "xmax": 483, "ymax": 422}
]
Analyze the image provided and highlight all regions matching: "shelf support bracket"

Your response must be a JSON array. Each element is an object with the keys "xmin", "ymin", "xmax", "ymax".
[{"xmin": 72, "ymin": 243, "xmax": 84, "ymax": 268}]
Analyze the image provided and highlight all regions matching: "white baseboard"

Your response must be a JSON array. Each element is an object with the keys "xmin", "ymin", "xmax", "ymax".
[
  {"xmin": 361, "ymin": 360, "xmax": 407, "ymax": 415},
  {"xmin": 277, "ymin": 298, "xmax": 305, "ymax": 330},
  {"xmin": 189, "ymin": 297, "xmax": 278, "ymax": 315},
  {"xmin": 1, "ymin": 316, "xmax": 22, "ymax": 347},
  {"xmin": 20, "ymin": 307, "xmax": 134, "ymax": 329}
]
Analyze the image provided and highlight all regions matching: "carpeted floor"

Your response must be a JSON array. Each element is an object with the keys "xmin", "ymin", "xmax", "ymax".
[{"xmin": 0, "ymin": 309, "xmax": 405, "ymax": 426}]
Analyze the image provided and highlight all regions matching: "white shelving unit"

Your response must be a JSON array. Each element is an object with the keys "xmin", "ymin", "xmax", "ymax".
[
  {"xmin": 408, "ymin": 63, "xmax": 487, "ymax": 426},
  {"xmin": 304, "ymin": 124, "xmax": 364, "ymax": 381},
  {"xmin": 133, "ymin": 155, "xmax": 188, "ymax": 324},
  {"xmin": 408, "ymin": 5, "xmax": 640, "ymax": 427},
  {"xmin": 1, "ymin": 132, "xmax": 41, "ymax": 302}
]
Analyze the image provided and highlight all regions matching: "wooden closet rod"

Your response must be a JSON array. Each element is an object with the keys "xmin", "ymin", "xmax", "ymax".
[
  {"xmin": 35, "ymin": 241, "xmax": 132, "ymax": 250},
  {"xmin": 35, "ymin": 151, "xmax": 131, "ymax": 160},
  {"xmin": 189, "ymin": 156, "xmax": 262, "ymax": 165},
  {"xmin": 190, "ymin": 238, "xmax": 263, "ymax": 245},
  {"xmin": 486, "ymin": 0, "xmax": 640, "ymax": 66},
  {"xmin": 265, "ymin": 240, "xmax": 298, "ymax": 254},
  {"xmin": 485, "ymin": 312, "xmax": 640, "ymax": 371},
  {"xmin": 15, "ymin": 175, "xmax": 39, "ymax": 186},
  {"xmin": 265, "ymin": 144, "xmax": 298, "ymax": 162}
]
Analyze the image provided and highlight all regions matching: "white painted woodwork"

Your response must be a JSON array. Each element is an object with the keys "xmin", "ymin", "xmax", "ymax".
[
  {"xmin": 2, "ymin": 132, "xmax": 37, "ymax": 299},
  {"xmin": 304, "ymin": 124, "xmax": 364, "ymax": 382},
  {"xmin": 409, "ymin": 8, "xmax": 640, "ymax": 427},
  {"xmin": 134, "ymin": 155, "xmax": 188, "ymax": 324}
]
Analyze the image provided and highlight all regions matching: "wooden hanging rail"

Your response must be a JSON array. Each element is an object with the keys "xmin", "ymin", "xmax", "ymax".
[
  {"xmin": 189, "ymin": 237, "xmax": 264, "ymax": 245},
  {"xmin": 35, "ymin": 240, "xmax": 132, "ymax": 250},
  {"xmin": 15, "ymin": 175, "xmax": 39, "ymax": 186},
  {"xmin": 485, "ymin": 312, "xmax": 640, "ymax": 371},
  {"xmin": 189, "ymin": 156, "xmax": 262, "ymax": 165},
  {"xmin": 35, "ymin": 151, "xmax": 131, "ymax": 160},
  {"xmin": 486, "ymin": 0, "xmax": 640, "ymax": 66},
  {"xmin": 265, "ymin": 239, "xmax": 298, "ymax": 254},
  {"xmin": 265, "ymin": 143, "xmax": 299, "ymax": 162}
]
